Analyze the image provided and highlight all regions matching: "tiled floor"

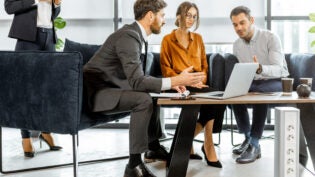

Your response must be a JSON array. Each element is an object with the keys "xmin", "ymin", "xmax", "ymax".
[{"xmin": 0, "ymin": 127, "xmax": 314, "ymax": 177}]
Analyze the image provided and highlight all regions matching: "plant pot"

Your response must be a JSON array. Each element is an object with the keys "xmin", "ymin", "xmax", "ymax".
[{"xmin": 296, "ymin": 84, "xmax": 311, "ymax": 98}]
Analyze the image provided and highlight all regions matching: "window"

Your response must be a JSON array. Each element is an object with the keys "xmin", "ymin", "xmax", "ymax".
[
  {"xmin": 271, "ymin": 0, "xmax": 315, "ymax": 16},
  {"xmin": 272, "ymin": 20, "xmax": 312, "ymax": 53},
  {"xmin": 268, "ymin": 0, "xmax": 315, "ymax": 53}
]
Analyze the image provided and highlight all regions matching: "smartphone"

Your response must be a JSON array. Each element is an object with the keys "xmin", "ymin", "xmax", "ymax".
[{"xmin": 171, "ymin": 96, "xmax": 195, "ymax": 100}]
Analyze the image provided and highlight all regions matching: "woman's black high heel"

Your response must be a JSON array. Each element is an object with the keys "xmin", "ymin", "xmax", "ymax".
[
  {"xmin": 190, "ymin": 153, "xmax": 202, "ymax": 160},
  {"xmin": 39, "ymin": 134, "xmax": 62, "ymax": 151},
  {"xmin": 24, "ymin": 151, "xmax": 35, "ymax": 158},
  {"xmin": 201, "ymin": 145, "xmax": 222, "ymax": 168}
]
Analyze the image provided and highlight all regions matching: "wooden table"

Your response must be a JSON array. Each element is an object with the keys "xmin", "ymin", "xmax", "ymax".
[{"xmin": 158, "ymin": 92, "xmax": 315, "ymax": 177}]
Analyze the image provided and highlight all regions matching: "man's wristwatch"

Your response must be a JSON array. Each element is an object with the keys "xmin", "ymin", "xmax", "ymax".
[{"xmin": 256, "ymin": 64, "xmax": 262, "ymax": 74}]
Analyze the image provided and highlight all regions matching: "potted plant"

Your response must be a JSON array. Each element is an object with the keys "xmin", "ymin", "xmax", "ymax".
[
  {"xmin": 54, "ymin": 16, "xmax": 66, "ymax": 50},
  {"xmin": 309, "ymin": 13, "xmax": 315, "ymax": 49}
]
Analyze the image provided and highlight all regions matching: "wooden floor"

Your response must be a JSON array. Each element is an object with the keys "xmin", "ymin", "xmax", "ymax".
[{"xmin": 0, "ymin": 127, "xmax": 314, "ymax": 177}]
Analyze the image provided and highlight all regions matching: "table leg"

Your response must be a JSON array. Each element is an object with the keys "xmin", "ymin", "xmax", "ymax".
[
  {"xmin": 297, "ymin": 103, "xmax": 315, "ymax": 173},
  {"xmin": 166, "ymin": 105, "xmax": 200, "ymax": 177}
]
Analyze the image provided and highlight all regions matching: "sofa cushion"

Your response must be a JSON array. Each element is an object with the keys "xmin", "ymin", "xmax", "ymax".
[
  {"xmin": 223, "ymin": 53, "xmax": 239, "ymax": 87},
  {"xmin": 208, "ymin": 53, "xmax": 225, "ymax": 91},
  {"xmin": 285, "ymin": 53, "xmax": 315, "ymax": 90},
  {"xmin": 63, "ymin": 39, "xmax": 101, "ymax": 65},
  {"xmin": 146, "ymin": 52, "xmax": 162, "ymax": 77}
]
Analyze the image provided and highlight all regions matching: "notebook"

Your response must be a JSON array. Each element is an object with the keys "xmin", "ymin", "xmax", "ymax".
[
  {"xmin": 149, "ymin": 90, "xmax": 190, "ymax": 98},
  {"xmin": 191, "ymin": 63, "xmax": 258, "ymax": 99}
]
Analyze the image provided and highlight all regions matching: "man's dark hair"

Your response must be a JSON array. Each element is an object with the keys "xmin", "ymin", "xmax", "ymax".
[
  {"xmin": 230, "ymin": 6, "xmax": 251, "ymax": 20},
  {"xmin": 134, "ymin": 0, "xmax": 167, "ymax": 20}
]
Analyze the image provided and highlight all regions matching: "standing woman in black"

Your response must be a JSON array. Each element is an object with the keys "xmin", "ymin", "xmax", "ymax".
[{"xmin": 5, "ymin": 0, "xmax": 62, "ymax": 157}]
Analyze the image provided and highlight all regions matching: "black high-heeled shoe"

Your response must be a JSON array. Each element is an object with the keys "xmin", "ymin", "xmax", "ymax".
[
  {"xmin": 24, "ymin": 151, "xmax": 35, "ymax": 158},
  {"xmin": 190, "ymin": 153, "xmax": 202, "ymax": 160},
  {"xmin": 201, "ymin": 145, "xmax": 222, "ymax": 168},
  {"xmin": 39, "ymin": 134, "xmax": 62, "ymax": 151}
]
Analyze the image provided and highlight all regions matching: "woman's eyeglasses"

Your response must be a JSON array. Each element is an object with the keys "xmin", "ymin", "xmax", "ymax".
[{"xmin": 186, "ymin": 13, "xmax": 197, "ymax": 20}]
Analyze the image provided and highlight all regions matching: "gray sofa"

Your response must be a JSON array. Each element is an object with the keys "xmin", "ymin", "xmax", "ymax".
[{"xmin": 1, "ymin": 38, "xmax": 315, "ymax": 175}]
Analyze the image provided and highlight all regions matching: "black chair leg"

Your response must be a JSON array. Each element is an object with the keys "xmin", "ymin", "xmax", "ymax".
[
  {"xmin": 214, "ymin": 133, "xmax": 220, "ymax": 146},
  {"xmin": 230, "ymin": 109, "xmax": 236, "ymax": 146},
  {"xmin": 266, "ymin": 108, "xmax": 271, "ymax": 124},
  {"xmin": 0, "ymin": 127, "xmax": 3, "ymax": 173},
  {"xmin": 72, "ymin": 134, "xmax": 78, "ymax": 177},
  {"xmin": 230, "ymin": 107, "xmax": 241, "ymax": 146}
]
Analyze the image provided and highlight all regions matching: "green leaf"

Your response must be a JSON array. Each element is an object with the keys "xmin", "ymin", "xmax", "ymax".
[
  {"xmin": 54, "ymin": 17, "xmax": 66, "ymax": 30},
  {"xmin": 309, "ymin": 26, "xmax": 315, "ymax": 33},
  {"xmin": 311, "ymin": 40, "xmax": 315, "ymax": 48},
  {"xmin": 310, "ymin": 13, "xmax": 315, "ymax": 22},
  {"xmin": 55, "ymin": 38, "xmax": 65, "ymax": 50}
]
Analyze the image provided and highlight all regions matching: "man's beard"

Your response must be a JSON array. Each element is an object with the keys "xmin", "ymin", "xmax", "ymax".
[
  {"xmin": 150, "ymin": 20, "xmax": 165, "ymax": 34},
  {"xmin": 240, "ymin": 26, "xmax": 253, "ymax": 42}
]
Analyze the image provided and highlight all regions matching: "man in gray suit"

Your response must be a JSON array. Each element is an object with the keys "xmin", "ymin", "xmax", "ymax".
[{"xmin": 83, "ymin": 0, "xmax": 205, "ymax": 176}]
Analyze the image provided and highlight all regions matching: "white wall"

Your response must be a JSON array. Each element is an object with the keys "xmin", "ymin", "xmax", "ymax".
[
  {"xmin": 0, "ymin": 2, "xmax": 14, "ymax": 50},
  {"xmin": 0, "ymin": 0, "xmax": 115, "ymax": 50},
  {"xmin": 0, "ymin": 0, "xmax": 264, "ymax": 50},
  {"xmin": 57, "ymin": 0, "xmax": 115, "ymax": 45}
]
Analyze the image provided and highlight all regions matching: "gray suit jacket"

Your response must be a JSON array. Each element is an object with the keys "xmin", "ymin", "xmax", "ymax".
[
  {"xmin": 83, "ymin": 22, "xmax": 162, "ymax": 112},
  {"xmin": 5, "ymin": 0, "xmax": 60, "ymax": 43}
]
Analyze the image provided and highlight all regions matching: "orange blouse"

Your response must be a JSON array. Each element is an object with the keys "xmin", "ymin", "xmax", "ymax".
[{"xmin": 160, "ymin": 30, "xmax": 208, "ymax": 84}]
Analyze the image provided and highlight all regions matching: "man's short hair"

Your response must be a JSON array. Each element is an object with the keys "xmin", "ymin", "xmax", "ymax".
[
  {"xmin": 230, "ymin": 6, "xmax": 251, "ymax": 20},
  {"xmin": 134, "ymin": 0, "xmax": 167, "ymax": 20}
]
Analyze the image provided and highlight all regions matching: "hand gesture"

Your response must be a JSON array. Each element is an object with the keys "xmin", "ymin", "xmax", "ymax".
[
  {"xmin": 171, "ymin": 66, "xmax": 206, "ymax": 87},
  {"xmin": 190, "ymin": 82, "xmax": 209, "ymax": 89},
  {"xmin": 253, "ymin": 55, "xmax": 262, "ymax": 74},
  {"xmin": 172, "ymin": 86, "xmax": 186, "ymax": 93}
]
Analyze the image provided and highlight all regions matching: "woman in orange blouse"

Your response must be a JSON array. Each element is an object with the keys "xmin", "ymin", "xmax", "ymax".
[{"xmin": 160, "ymin": 1, "xmax": 225, "ymax": 168}]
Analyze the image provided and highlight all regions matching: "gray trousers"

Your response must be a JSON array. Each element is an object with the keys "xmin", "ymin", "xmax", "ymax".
[{"xmin": 106, "ymin": 91, "xmax": 161, "ymax": 154}]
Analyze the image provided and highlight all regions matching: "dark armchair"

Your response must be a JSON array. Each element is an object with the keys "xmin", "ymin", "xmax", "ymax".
[{"xmin": 0, "ymin": 49, "xmax": 129, "ymax": 176}]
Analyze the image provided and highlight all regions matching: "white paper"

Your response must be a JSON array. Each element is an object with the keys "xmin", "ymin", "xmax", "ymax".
[{"xmin": 149, "ymin": 90, "xmax": 190, "ymax": 98}]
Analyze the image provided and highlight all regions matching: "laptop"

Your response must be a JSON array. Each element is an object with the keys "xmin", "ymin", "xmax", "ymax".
[{"xmin": 191, "ymin": 63, "xmax": 258, "ymax": 99}]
